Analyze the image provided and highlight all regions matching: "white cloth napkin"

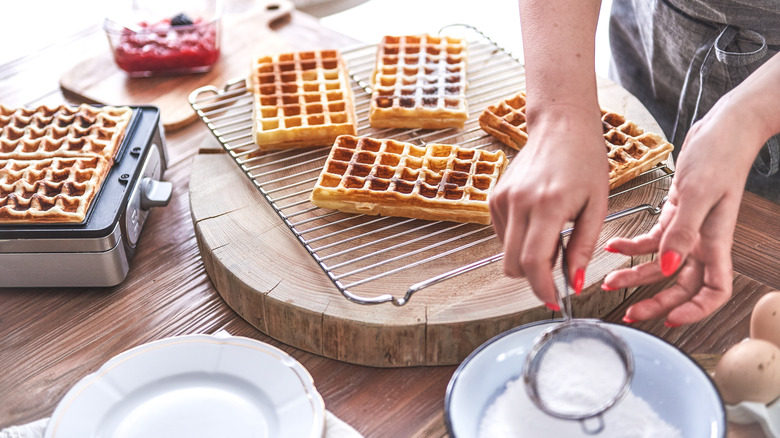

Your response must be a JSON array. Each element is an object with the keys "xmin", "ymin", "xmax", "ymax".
[
  {"xmin": 0, "ymin": 419, "xmax": 48, "ymax": 438},
  {"xmin": 0, "ymin": 412, "xmax": 362, "ymax": 438}
]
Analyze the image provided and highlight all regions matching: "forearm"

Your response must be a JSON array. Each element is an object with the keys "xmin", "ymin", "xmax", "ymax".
[
  {"xmin": 518, "ymin": 0, "xmax": 602, "ymax": 119},
  {"xmin": 679, "ymin": 51, "xmax": 780, "ymax": 178},
  {"xmin": 727, "ymin": 53, "xmax": 780, "ymax": 153}
]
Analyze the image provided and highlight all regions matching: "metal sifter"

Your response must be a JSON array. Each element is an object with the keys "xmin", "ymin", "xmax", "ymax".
[{"xmin": 523, "ymin": 235, "xmax": 634, "ymax": 434}]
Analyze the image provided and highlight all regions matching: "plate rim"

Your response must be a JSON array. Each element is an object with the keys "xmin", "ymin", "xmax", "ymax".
[
  {"xmin": 44, "ymin": 333, "xmax": 326, "ymax": 438},
  {"xmin": 444, "ymin": 319, "xmax": 726, "ymax": 437}
]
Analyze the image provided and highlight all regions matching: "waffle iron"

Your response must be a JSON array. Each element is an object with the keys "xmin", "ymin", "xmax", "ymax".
[{"xmin": 0, "ymin": 106, "xmax": 171, "ymax": 287}]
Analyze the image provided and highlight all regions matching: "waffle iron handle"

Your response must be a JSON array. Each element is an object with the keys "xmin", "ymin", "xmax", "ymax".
[
  {"xmin": 140, "ymin": 177, "xmax": 173, "ymax": 210},
  {"xmin": 404, "ymin": 196, "xmax": 668, "ymax": 300}
]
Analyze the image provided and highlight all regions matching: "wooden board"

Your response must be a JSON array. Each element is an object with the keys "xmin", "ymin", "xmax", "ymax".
[
  {"xmin": 189, "ymin": 77, "xmax": 674, "ymax": 367},
  {"xmin": 59, "ymin": 0, "xmax": 294, "ymax": 131}
]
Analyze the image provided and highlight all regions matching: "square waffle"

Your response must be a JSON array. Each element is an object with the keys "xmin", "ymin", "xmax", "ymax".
[
  {"xmin": 248, "ymin": 50, "xmax": 357, "ymax": 151},
  {"xmin": 369, "ymin": 35, "xmax": 469, "ymax": 129},
  {"xmin": 479, "ymin": 92, "xmax": 674, "ymax": 189},
  {"xmin": 0, "ymin": 104, "xmax": 132, "ymax": 223},
  {"xmin": 310, "ymin": 135, "xmax": 508, "ymax": 225}
]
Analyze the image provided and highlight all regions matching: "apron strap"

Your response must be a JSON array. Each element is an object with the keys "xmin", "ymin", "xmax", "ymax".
[
  {"xmin": 753, "ymin": 135, "xmax": 780, "ymax": 177},
  {"xmin": 670, "ymin": 34, "xmax": 716, "ymax": 145},
  {"xmin": 715, "ymin": 27, "xmax": 768, "ymax": 65},
  {"xmin": 673, "ymin": 25, "xmax": 778, "ymax": 176}
]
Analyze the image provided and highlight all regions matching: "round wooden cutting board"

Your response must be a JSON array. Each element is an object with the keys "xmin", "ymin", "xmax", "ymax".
[{"xmin": 189, "ymin": 77, "xmax": 673, "ymax": 367}]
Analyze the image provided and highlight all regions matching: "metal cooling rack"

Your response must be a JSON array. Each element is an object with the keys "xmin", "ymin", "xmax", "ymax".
[{"xmin": 188, "ymin": 25, "xmax": 673, "ymax": 306}]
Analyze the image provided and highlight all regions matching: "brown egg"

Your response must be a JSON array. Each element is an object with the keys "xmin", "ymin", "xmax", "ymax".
[
  {"xmin": 713, "ymin": 339, "xmax": 780, "ymax": 405},
  {"xmin": 751, "ymin": 291, "xmax": 780, "ymax": 348}
]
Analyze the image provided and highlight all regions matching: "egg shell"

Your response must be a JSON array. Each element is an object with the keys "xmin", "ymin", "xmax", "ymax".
[
  {"xmin": 713, "ymin": 338, "xmax": 780, "ymax": 405},
  {"xmin": 751, "ymin": 291, "xmax": 780, "ymax": 349}
]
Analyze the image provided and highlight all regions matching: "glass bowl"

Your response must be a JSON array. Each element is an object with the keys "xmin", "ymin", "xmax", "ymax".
[{"xmin": 104, "ymin": 0, "xmax": 222, "ymax": 77}]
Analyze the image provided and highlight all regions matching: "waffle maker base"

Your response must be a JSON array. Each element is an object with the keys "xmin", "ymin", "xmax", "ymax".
[{"xmin": 0, "ymin": 106, "xmax": 171, "ymax": 287}]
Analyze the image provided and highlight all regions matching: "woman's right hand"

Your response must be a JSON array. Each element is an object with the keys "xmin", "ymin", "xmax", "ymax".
[{"xmin": 489, "ymin": 103, "xmax": 609, "ymax": 307}]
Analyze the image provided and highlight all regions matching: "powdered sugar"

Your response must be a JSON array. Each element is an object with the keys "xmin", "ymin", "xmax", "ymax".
[
  {"xmin": 535, "ymin": 337, "xmax": 627, "ymax": 416},
  {"xmin": 479, "ymin": 374, "xmax": 682, "ymax": 438}
]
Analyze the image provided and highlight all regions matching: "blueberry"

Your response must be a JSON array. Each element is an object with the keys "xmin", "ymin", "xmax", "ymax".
[{"xmin": 170, "ymin": 13, "xmax": 193, "ymax": 26}]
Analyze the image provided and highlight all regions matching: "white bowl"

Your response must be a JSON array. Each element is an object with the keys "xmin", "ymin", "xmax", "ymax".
[{"xmin": 445, "ymin": 320, "xmax": 725, "ymax": 437}]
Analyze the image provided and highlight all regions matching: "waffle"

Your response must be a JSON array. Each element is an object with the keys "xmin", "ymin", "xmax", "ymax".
[
  {"xmin": 369, "ymin": 35, "xmax": 469, "ymax": 129},
  {"xmin": 248, "ymin": 50, "xmax": 357, "ymax": 151},
  {"xmin": 0, "ymin": 104, "xmax": 132, "ymax": 161},
  {"xmin": 0, "ymin": 104, "xmax": 133, "ymax": 223},
  {"xmin": 479, "ymin": 92, "xmax": 674, "ymax": 189},
  {"xmin": 478, "ymin": 92, "xmax": 528, "ymax": 150},
  {"xmin": 310, "ymin": 135, "xmax": 508, "ymax": 225},
  {"xmin": 0, "ymin": 156, "xmax": 111, "ymax": 223}
]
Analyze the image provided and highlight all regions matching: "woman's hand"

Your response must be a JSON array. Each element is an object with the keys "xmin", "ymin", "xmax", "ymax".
[
  {"xmin": 602, "ymin": 62, "xmax": 780, "ymax": 325},
  {"xmin": 490, "ymin": 104, "xmax": 608, "ymax": 307}
]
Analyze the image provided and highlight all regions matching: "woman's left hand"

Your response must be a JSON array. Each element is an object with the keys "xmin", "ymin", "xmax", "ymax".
[{"xmin": 601, "ymin": 91, "xmax": 774, "ymax": 326}]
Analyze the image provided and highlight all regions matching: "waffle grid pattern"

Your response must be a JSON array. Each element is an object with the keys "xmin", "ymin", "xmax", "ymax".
[
  {"xmin": 479, "ymin": 92, "xmax": 673, "ymax": 189},
  {"xmin": 478, "ymin": 92, "xmax": 528, "ymax": 150},
  {"xmin": 0, "ymin": 104, "xmax": 132, "ymax": 161},
  {"xmin": 310, "ymin": 135, "xmax": 507, "ymax": 225},
  {"xmin": 0, "ymin": 104, "xmax": 132, "ymax": 223},
  {"xmin": 369, "ymin": 35, "xmax": 469, "ymax": 129},
  {"xmin": 248, "ymin": 50, "xmax": 357, "ymax": 150},
  {"xmin": 601, "ymin": 110, "xmax": 675, "ymax": 188}
]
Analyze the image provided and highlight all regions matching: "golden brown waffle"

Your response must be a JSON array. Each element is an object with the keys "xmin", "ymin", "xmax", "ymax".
[
  {"xmin": 601, "ymin": 110, "xmax": 674, "ymax": 189},
  {"xmin": 0, "ymin": 104, "xmax": 132, "ymax": 223},
  {"xmin": 248, "ymin": 50, "xmax": 357, "ymax": 151},
  {"xmin": 479, "ymin": 92, "xmax": 674, "ymax": 189},
  {"xmin": 369, "ymin": 35, "xmax": 469, "ymax": 129},
  {"xmin": 310, "ymin": 135, "xmax": 507, "ymax": 225},
  {"xmin": 0, "ymin": 104, "xmax": 132, "ymax": 161},
  {"xmin": 478, "ymin": 92, "xmax": 528, "ymax": 150},
  {"xmin": 0, "ymin": 156, "xmax": 111, "ymax": 223}
]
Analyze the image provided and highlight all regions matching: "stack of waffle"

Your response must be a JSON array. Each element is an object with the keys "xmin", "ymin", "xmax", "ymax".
[
  {"xmin": 0, "ymin": 104, "xmax": 132, "ymax": 223},
  {"xmin": 310, "ymin": 135, "xmax": 507, "ymax": 225},
  {"xmin": 369, "ymin": 35, "xmax": 469, "ymax": 129},
  {"xmin": 248, "ymin": 50, "xmax": 357, "ymax": 150},
  {"xmin": 479, "ymin": 91, "xmax": 674, "ymax": 189}
]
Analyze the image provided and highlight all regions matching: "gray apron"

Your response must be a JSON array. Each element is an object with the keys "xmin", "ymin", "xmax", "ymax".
[{"xmin": 608, "ymin": 0, "xmax": 780, "ymax": 203}]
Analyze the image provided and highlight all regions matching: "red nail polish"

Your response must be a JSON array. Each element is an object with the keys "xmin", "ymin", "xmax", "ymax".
[
  {"xmin": 604, "ymin": 245, "xmax": 620, "ymax": 253},
  {"xmin": 601, "ymin": 283, "xmax": 616, "ymax": 291},
  {"xmin": 622, "ymin": 315, "xmax": 636, "ymax": 324},
  {"xmin": 545, "ymin": 302, "xmax": 560, "ymax": 311},
  {"xmin": 664, "ymin": 321, "xmax": 680, "ymax": 328},
  {"xmin": 660, "ymin": 251, "xmax": 681, "ymax": 276},
  {"xmin": 573, "ymin": 269, "xmax": 585, "ymax": 295}
]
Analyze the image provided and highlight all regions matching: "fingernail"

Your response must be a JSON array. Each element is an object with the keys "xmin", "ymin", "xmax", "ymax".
[
  {"xmin": 660, "ymin": 251, "xmax": 681, "ymax": 276},
  {"xmin": 601, "ymin": 283, "xmax": 616, "ymax": 291},
  {"xmin": 622, "ymin": 315, "xmax": 636, "ymax": 324},
  {"xmin": 664, "ymin": 321, "xmax": 680, "ymax": 328},
  {"xmin": 604, "ymin": 245, "xmax": 620, "ymax": 253},
  {"xmin": 573, "ymin": 269, "xmax": 585, "ymax": 295},
  {"xmin": 545, "ymin": 302, "xmax": 560, "ymax": 311}
]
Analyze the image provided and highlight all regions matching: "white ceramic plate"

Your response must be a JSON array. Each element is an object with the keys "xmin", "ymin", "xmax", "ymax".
[
  {"xmin": 445, "ymin": 320, "xmax": 725, "ymax": 437},
  {"xmin": 45, "ymin": 334, "xmax": 325, "ymax": 438}
]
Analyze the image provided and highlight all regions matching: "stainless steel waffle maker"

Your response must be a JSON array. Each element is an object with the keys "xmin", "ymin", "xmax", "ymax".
[{"xmin": 0, "ymin": 106, "xmax": 172, "ymax": 287}]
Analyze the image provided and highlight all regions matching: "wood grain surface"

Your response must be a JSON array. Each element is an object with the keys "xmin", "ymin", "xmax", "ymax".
[
  {"xmin": 1, "ymin": 2, "xmax": 778, "ymax": 437},
  {"xmin": 59, "ymin": 0, "xmax": 295, "ymax": 131}
]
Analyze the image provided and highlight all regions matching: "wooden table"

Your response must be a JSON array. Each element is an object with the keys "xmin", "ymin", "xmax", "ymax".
[{"xmin": 1, "ymin": 3, "xmax": 778, "ymax": 437}]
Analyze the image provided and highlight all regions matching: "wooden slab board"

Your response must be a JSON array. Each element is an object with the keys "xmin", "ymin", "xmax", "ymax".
[
  {"xmin": 59, "ymin": 0, "xmax": 294, "ymax": 131},
  {"xmin": 189, "ymin": 77, "xmax": 674, "ymax": 367}
]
